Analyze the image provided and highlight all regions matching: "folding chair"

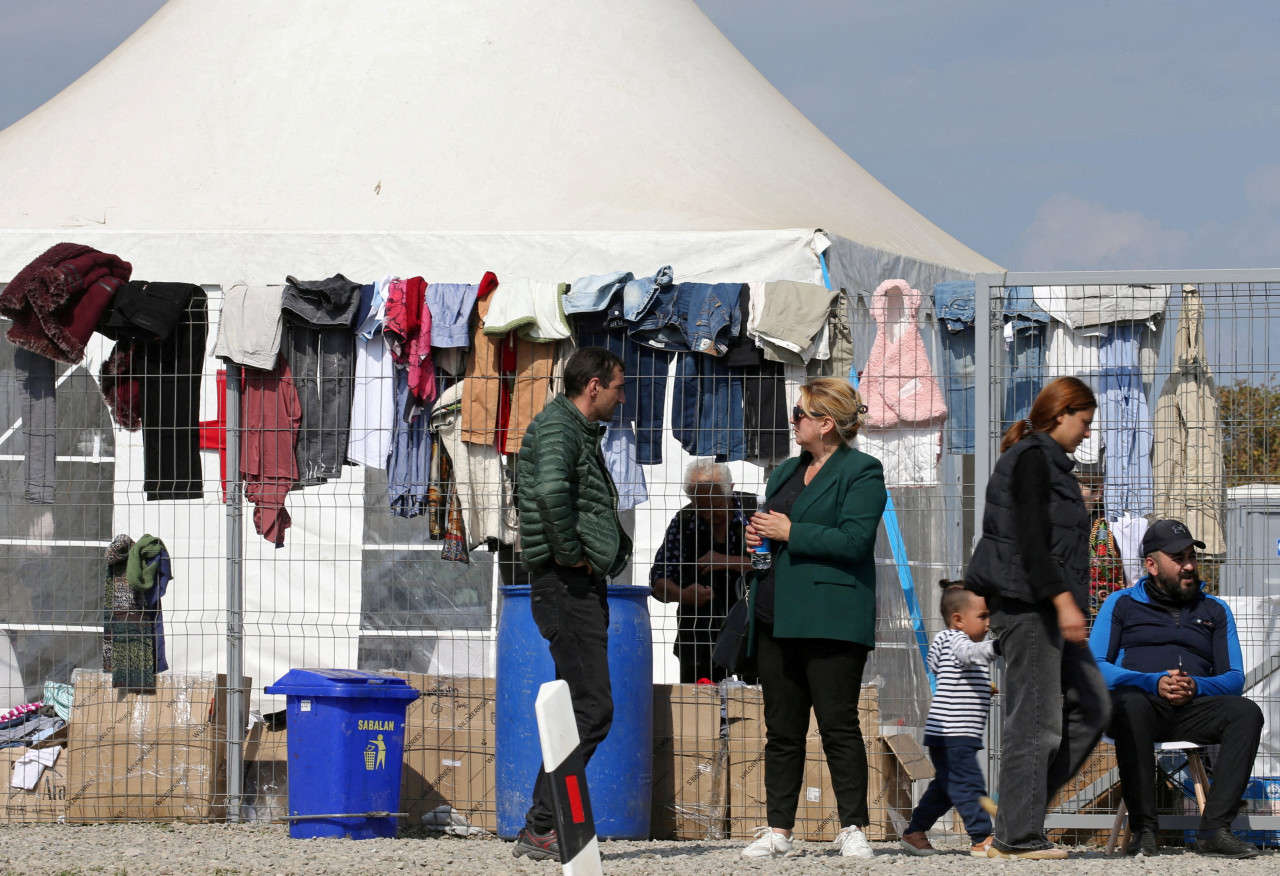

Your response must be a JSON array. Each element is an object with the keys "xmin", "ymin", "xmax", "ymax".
[{"xmin": 1104, "ymin": 739, "xmax": 1209, "ymax": 855}]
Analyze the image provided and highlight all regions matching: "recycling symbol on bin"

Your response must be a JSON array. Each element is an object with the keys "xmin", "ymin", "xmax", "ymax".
[{"xmin": 364, "ymin": 734, "xmax": 387, "ymax": 771}]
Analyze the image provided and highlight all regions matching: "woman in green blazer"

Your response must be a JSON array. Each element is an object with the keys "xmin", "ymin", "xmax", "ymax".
[{"xmin": 741, "ymin": 377, "xmax": 887, "ymax": 860}]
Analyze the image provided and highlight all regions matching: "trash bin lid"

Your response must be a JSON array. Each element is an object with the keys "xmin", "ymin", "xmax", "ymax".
[{"xmin": 265, "ymin": 668, "xmax": 421, "ymax": 700}]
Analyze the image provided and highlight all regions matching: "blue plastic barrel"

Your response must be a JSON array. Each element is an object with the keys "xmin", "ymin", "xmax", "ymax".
[
  {"xmin": 265, "ymin": 669, "xmax": 420, "ymax": 839},
  {"xmin": 495, "ymin": 584, "xmax": 653, "ymax": 840}
]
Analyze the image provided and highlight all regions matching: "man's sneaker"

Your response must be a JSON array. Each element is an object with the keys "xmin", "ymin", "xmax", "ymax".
[
  {"xmin": 970, "ymin": 835, "xmax": 995, "ymax": 857},
  {"xmin": 741, "ymin": 826, "xmax": 799, "ymax": 859},
  {"xmin": 979, "ymin": 796, "xmax": 999, "ymax": 817},
  {"xmin": 1125, "ymin": 828, "xmax": 1158, "ymax": 857},
  {"xmin": 834, "ymin": 825, "xmax": 874, "ymax": 859},
  {"xmin": 987, "ymin": 839, "xmax": 1068, "ymax": 860},
  {"xmin": 512, "ymin": 826, "xmax": 561, "ymax": 861},
  {"xmin": 1195, "ymin": 829, "xmax": 1260, "ymax": 859}
]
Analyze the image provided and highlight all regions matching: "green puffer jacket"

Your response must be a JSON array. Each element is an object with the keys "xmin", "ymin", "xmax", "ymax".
[{"xmin": 517, "ymin": 394, "xmax": 631, "ymax": 580}]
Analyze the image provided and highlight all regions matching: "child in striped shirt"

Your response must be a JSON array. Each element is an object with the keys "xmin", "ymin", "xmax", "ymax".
[{"xmin": 901, "ymin": 581, "xmax": 1000, "ymax": 857}]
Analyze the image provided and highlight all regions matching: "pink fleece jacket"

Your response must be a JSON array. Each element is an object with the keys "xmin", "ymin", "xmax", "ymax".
[{"xmin": 862, "ymin": 279, "xmax": 947, "ymax": 428}]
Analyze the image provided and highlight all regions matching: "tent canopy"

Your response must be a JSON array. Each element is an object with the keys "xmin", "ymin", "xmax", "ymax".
[{"xmin": 0, "ymin": 0, "xmax": 999, "ymax": 280}]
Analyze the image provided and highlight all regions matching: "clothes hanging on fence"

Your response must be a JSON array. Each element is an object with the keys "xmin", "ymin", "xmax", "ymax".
[
  {"xmin": 241, "ymin": 355, "xmax": 301, "ymax": 547},
  {"xmin": 749, "ymin": 280, "xmax": 838, "ymax": 365},
  {"xmin": 482, "ymin": 278, "xmax": 571, "ymax": 342},
  {"xmin": 427, "ymin": 275, "xmax": 493, "ymax": 348},
  {"xmin": 562, "ymin": 271, "xmax": 633, "ymax": 320},
  {"xmin": 281, "ymin": 274, "xmax": 360, "ymax": 485},
  {"xmin": 1152, "ymin": 288, "xmax": 1226, "ymax": 554},
  {"xmin": 437, "ymin": 441, "xmax": 469, "ymax": 564},
  {"xmin": 1044, "ymin": 322, "xmax": 1105, "ymax": 464},
  {"xmin": 934, "ymin": 281, "xmax": 976, "ymax": 455},
  {"xmin": 0, "ymin": 243, "xmax": 131, "ymax": 364},
  {"xmin": 1099, "ymin": 323, "xmax": 1154, "ymax": 519},
  {"xmin": 1031, "ymin": 284, "xmax": 1169, "ymax": 330},
  {"xmin": 102, "ymin": 532, "xmax": 171, "ymax": 691},
  {"xmin": 602, "ymin": 420, "xmax": 648, "ymax": 511},
  {"xmin": 348, "ymin": 281, "xmax": 394, "ymax": 469},
  {"xmin": 98, "ymin": 284, "xmax": 207, "ymax": 500},
  {"xmin": 806, "ymin": 288, "xmax": 853, "ymax": 381},
  {"xmin": 213, "ymin": 282, "xmax": 284, "ymax": 370},
  {"xmin": 860, "ymin": 279, "xmax": 946, "ymax": 486},
  {"xmin": 671, "ymin": 351, "xmax": 745, "ymax": 461},
  {"xmin": 13, "ymin": 347, "xmax": 55, "ymax": 504},
  {"xmin": 432, "ymin": 381, "xmax": 517, "ymax": 548},
  {"xmin": 461, "ymin": 280, "xmax": 554, "ymax": 455},
  {"xmin": 1002, "ymin": 286, "xmax": 1050, "ymax": 431},
  {"xmin": 740, "ymin": 361, "xmax": 791, "ymax": 463},
  {"xmin": 387, "ymin": 367, "xmax": 433, "ymax": 518},
  {"xmin": 395, "ymin": 276, "xmax": 437, "ymax": 416}
]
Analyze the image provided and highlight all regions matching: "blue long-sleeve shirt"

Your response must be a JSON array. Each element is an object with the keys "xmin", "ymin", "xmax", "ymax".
[{"xmin": 1088, "ymin": 576, "xmax": 1244, "ymax": 698}]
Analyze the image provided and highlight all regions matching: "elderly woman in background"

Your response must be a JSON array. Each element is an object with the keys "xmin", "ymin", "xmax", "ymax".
[
  {"xmin": 650, "ymin": 460, "xmax": 756, "ymax": 684},
  {"xmin": 741, "ymin": 377, "xmax": 886, "ymax": 860}
]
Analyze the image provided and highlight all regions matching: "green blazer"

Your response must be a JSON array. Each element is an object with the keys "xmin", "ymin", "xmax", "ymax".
[{"xmin": 748, "ymin": 443, "xmax": 886, "ymax": 649}]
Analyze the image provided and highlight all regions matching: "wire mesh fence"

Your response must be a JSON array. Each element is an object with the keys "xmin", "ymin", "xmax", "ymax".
[{"xmin": 0, "ymin": 265, "xmax": 1277, "ymax": 846}]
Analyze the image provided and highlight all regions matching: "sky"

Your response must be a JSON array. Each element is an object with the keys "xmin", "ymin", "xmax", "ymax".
[{"xmin": 1, "ymin": 0, "xmax": 1278, "ymax": 271}]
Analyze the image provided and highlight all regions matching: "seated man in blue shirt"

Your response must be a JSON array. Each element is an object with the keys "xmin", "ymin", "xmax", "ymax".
[{"xmin": 1089, "ymin": 519, "xmax": 1263, "ymax": 859}]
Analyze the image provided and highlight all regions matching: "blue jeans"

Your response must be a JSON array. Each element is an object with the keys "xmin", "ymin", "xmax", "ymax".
[
  {"xmin": 933, "ymin": 281, "xmax": 975, "ymax": 327},
  {"xmin": 906, "ymin": 742, "xmax": 992, "ymax": 841},
  {"xmin": 939, "ymin": 325, "xmax": 975, "ymax": 454},
  {"xmin": 622, "ymin": 265, "xmax": 673, "ymax": 322},
  {"xmin": 1003, "ymin": 323, "xmax": 1045, "ymax": 431},
  {"xmin": 989, "ymin": 597, "xmax": 1111, "ymax": 850},
  {"xmin": 524, "ymin": 565, "xmax": 613, "ymax": 832},
  {"xmin": 672, "ymin": 352, "xmax": 744, "ymax": 461},
  {"xmin": 575, "ymin": 331, "xmax": 671, "ymax": 464},
  {"xmin": 673, "ymin": 282, "xmax": 742, "ymax": 355}
]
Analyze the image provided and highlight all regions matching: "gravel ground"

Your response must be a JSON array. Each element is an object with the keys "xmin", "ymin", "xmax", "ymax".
[{"xmin": 0, "ymin": 825, "xmax": 1274, "ymax": 876}]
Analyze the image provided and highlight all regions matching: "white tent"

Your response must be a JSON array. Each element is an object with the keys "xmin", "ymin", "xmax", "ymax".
[{"xmin": 0, "ymin": 0, "xmax": 999, "ymax": 706}]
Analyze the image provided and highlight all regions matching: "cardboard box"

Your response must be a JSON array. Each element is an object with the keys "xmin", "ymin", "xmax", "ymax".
[
  {"xmin": 389, "ymin": 674, "xmax": 496, "ymax": 830},
  {"xmin": 243, "ymin": 717, "xmax": 288, "ymax": 823},
  {"xmin": 68, "ymin": 669, "xmax": 229, "ymax": 744},
  {"xmin": 0, "ymin": 746, "xmax": 68, "ymax": 823},
  {"xmin": 651, "ymin": 684, "xmax": 727, "ymax": 840},
  {"xmin": 400, "ymin": 746, "xmax": 496, "ymax": 831},
  {"xmin": 725, "ymin": 684, "xmax": 914, "ymax": 841},
  {"xmin": 65, "ymin": 723, "xmax": 225, "ymax": 823},
  {"xmin": 390, "ymin": 673, "xmax": 496, "ymax": 752}
]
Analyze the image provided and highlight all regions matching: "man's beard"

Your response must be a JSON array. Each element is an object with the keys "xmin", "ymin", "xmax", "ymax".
[{"xmin": 1155, "ymin": 568, "xmax": 1200, "ymax": 605}]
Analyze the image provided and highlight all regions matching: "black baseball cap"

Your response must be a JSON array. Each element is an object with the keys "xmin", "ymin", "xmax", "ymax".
[{"xmin": 1140, "ymin": 519, "xmax": 1206, "ymax": 557}]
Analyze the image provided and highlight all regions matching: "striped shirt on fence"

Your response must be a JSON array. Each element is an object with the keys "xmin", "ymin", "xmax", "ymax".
[{"xmin": 923, "ymin": 628, "xmax": 999, "ymax": 742}]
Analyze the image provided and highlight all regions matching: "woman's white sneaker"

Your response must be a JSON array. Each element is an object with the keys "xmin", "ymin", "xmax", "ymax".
[
  {"xmin": 834, "ymin": 825, "xmax": 874, "ymax": 858},
  {"xmin": 742, "ymin": 826, "xmax": 799, "ymax": 859}
]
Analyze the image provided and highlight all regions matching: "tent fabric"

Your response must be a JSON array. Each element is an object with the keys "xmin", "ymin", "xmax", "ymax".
[{"xmin": 0, "ymin": 0, "xmax": 998, "ymax": 278}]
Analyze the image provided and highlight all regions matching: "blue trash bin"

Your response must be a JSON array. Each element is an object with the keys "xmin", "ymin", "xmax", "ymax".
[
  {"xmin": 265, "ymin": 669, "xmax": 420, "ymax": 839},
  {"xmin": 495, "ymin": 584, "xmax": 653, "ymax": 840}
]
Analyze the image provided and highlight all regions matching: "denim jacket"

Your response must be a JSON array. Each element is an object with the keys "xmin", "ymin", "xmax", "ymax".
[
  {"xmin": 933, "ymin": 281, "xmax": 975, "ymax": 331},
  {"xmin": 623, "ymin": 265, "xmax": 674, "ymax": 322},
  {"xmin": 563, "ymin": 271, "xmax": 633, "ymax": 316}
]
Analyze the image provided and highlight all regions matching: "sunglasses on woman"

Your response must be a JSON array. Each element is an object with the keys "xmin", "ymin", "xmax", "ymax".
[{"xmin": 791, "ymin": 404, "xmax": 867, "ymax": 422}]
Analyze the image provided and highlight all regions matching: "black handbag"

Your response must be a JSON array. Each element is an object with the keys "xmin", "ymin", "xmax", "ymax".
[{"xmin": 711, "ymin": 597, "xmax": 754, "ymax": 676}]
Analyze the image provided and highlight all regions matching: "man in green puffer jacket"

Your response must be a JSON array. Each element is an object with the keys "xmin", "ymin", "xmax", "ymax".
[{"xmin": 511, "ymin": 346, "xmax": 631, "ymax": 862}]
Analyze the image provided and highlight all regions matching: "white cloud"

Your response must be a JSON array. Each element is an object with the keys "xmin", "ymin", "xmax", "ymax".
[
  {"xmin": 1007, "ymin": 193, "xmax": 1188, "ymax": 270},
  {"xmin": 1008, "ymin": 189, "xmax": 1280, "ymax": 271}
]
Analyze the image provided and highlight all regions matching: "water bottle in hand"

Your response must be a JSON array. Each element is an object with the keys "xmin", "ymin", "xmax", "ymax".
[{"xmin": 751, "ymin": 493, "xmax": 772, "ymax": 570}]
